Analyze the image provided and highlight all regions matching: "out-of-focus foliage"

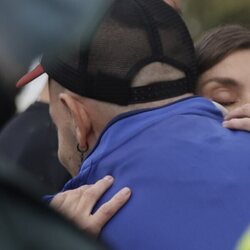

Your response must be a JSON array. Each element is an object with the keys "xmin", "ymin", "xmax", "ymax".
[{"xmin": 183, "ymin": 0, "xmax": 250, "ymax": 40}]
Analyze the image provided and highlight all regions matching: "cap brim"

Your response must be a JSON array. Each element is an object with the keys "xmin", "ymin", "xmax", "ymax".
[{"xmin": 16, "ymin": 65, "xmax": 45, "ymax": 87}]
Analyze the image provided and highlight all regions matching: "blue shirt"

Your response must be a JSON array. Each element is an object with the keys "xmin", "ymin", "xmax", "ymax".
[{"xmin": 48, "ymin": 97, "xmax": 250, "ymax": 249}]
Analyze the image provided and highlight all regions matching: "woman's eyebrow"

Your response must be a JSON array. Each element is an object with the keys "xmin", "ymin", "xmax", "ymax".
[{"xmin": 202, "ymin": 77, "xmax": 238, "ymax": 86}]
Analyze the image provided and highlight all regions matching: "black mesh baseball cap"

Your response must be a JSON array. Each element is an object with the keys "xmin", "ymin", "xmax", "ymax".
[{"xmin": 17, "ymin": 0, "xmax": 197, "ymax": 105}]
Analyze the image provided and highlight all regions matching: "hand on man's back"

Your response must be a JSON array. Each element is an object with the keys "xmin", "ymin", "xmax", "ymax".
[{"xmin": 50, "ymin": 176, "xmax": 131, "ymax": 237}]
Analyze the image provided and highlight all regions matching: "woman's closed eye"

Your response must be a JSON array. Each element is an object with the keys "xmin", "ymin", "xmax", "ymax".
[{"xmin": 211, "ymin": 88, "xmax": 238, "ymax": 107}]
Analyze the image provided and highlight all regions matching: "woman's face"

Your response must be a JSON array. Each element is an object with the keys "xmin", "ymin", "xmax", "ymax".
[{"xmin": 197, "ymin": 49, "xmax": 250, "ymax": 111}]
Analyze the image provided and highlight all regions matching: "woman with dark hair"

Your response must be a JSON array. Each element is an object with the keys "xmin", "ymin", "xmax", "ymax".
[{"xmin": 196, "ymin": 25, "xmax": 250, "ymax": 131}]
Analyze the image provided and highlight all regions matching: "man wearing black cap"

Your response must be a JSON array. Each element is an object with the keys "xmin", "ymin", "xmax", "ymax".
[{"xmin": 17, "ymin": 0, "xmax": 250, "ymax": 249}]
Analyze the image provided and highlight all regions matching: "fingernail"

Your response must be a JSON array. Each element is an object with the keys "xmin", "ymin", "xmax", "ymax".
[
  {"xmin": 222, "ymin": 121, "xmax": 228, "ymax": 127},
  {"xmin": 120, "ymin": 187, "xmax": 131, "ymax": 196},
  {"xmin": 104, "ymin": 175, "xmax": 114, "ymax": 181}
]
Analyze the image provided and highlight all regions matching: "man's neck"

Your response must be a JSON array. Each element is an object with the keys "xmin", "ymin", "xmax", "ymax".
[
  {"xmin": 87, "ymin": 93, "xmax": 194, "ymax": 154},
  {"xmin": 126, "ymin": 93, "xmax": 194, "ymax": 112},
  {"xmin": 159, "ymin": 93, "xmax": 194, "ymax": 106}
]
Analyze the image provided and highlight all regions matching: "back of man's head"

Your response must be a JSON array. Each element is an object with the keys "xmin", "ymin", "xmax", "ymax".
[
  {"xmin": 18, "ymin": 0, "xmax": 196, "ymax": 108},
  {"xmin": 17, "ymin": 0, "xmax": 197, "ymax": 174}
]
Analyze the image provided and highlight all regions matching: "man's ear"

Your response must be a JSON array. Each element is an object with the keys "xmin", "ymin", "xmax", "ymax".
[{"xmin": 59, "ymin": 93, "xmax": 91, "ymax": 149}]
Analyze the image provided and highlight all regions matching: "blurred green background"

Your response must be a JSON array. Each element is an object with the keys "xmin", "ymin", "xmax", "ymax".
[{"xmin": 183, "ymin": 0, "xmax": 250, "ymax": 40}]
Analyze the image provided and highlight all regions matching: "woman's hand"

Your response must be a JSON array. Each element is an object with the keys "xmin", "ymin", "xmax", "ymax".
[
  {"xmin": 223, "ymin": 104, "xmax": 250, "ymax": 131},
  {"xmin": 50, "ymin": 176, "xmax": 131, "ymax": 237}
]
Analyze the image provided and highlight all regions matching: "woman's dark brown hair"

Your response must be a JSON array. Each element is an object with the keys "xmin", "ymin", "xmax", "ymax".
[{"xmin": 195, "ymin": 25, "xmax": 250, "ymax": 76}]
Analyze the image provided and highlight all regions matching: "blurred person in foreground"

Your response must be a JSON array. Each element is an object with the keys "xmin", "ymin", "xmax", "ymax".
[{"xmin": 17, "ymin": 0, "xmax": 250, "ymax": 249}]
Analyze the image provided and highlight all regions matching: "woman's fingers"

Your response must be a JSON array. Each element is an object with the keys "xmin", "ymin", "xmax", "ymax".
[
  {"xmin": 91, "ymin": 187, "xmax": 132, "ymax": 235},
  {"xmin": 77, "ymin": 176, "xmax": 115, "ymax": 212},
  {"xmin": 50, "ymin": 176, "xmax": 131, "ymax": 238},
  {"xmin": 224, "ymin": 104, "xmax": 250, "ymax": 121},
  {"xmin": 223, "ymin": 118, "xmax": 250, "ymax": 131}
]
